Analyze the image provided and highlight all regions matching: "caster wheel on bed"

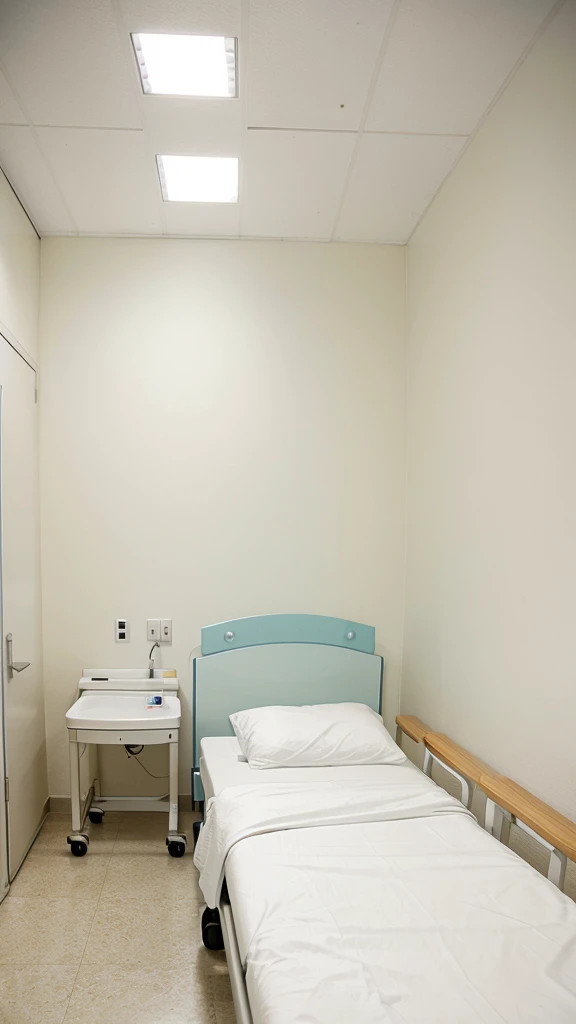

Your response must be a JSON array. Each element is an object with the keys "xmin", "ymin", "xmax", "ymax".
[
  {"xmin": 167, "ymin": 839, "xmax": 187, "ymax": 858},
  {"xmin": 202, "ymin": 907, "xmax": 224, "ymax": 950},
  {"xmin": 67, "ymin": 834, "xmax": 89, "ymax": 857},
  {"xmin": 88, "ymin": 809, "xmax": 104, "ymax": 825},
  {"xmin": 192, "ymin": 821, "xmax": 202, "ymax": 848}
]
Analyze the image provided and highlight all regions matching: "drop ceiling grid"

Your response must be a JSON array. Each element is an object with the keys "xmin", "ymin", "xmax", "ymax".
[
  {"xmin": 0, "ymin": 0, "xmax": 563, "ymax": 242},
  {"xmin": 0, "ymin": 54, "xmax": 80, "ymax": 234},
  {"xmin": 328, "ymin": 0, "xmax": 403, "ymax": 243}
]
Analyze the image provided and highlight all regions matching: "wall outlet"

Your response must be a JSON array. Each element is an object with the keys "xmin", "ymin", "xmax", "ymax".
[
  {"xmin": 161, "ymin": 619, "xmax": 172, "ymax": 644},
  {"xmin": 115, "ymin": 618, "xmax": 129, "ymax": 642},
  {"xmin": 147, "ymin": 619, "xmax": 161, "ymax": 641}
]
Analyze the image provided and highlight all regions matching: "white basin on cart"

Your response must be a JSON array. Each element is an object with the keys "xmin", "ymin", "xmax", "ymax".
[
  {"xmin": 65, "ymin": 667, "xmax": 185, "ymax": 859},
  {"xmin": 66, "ymin": 691, "xmax": 181, "ymax": 731}
]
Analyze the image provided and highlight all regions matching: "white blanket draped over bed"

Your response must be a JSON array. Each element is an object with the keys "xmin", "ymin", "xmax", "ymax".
[{"xmin": 194, "ymin": 778, "xmax": 472, "ymax": 908}]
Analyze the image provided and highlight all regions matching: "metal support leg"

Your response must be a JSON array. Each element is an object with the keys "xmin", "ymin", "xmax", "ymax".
[
  {"xmin": 166, "ymin": 731, "xmax": 186, "ymax": 857},
  {"xmin": 548, "ymin": 849, "xmax": 567, "ymax": 890},
  {"xmin": 93, "ymin": 743, "xmax": 101, "ymax": 799},
  {"xmin": 69, "ymin": 734, "xmax": 82, "ymax": 833},
  {"xmin": 488, "ymin": 802, "xmax": 512, "ymax": 846},
  {"xmin": 422, "ymin": 747, "xmax": 471, "ymax": 808},
  {"xmin": 169, "ymin": 738, "xmax": 178, "ymax": 834},
  {"xmin": 67, "ymin": 731, "xmax": 89, "ymax": 856}
]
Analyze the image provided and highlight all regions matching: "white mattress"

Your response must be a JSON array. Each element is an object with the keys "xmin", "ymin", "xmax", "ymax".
[
  {"xmin": 199, "ymin": 738, "xmax": 576, "ymax": 1023},
  {"xmin": 226, "ymin": 812, "xmax": 576, "ymax": 1023},
  {"xmin": 199, "ymin": 735, "xmax": 421, "ymax": 801}
]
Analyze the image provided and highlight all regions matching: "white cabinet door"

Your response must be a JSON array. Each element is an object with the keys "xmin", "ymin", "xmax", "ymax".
[{"xmin": 0, "ymin": 337, "xmax": 47, "ymax": 879}]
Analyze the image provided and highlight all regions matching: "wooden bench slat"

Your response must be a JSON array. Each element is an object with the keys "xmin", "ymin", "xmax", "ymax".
[
  {"xmin": 479, "ymin": 773, "xmax": 576, "ymax": 862},
  {"xmin": 395, "ymin": 714, "xmax": 430, "ymax": 744},
  {"xmin": 424, "ymin": 732, "xmax": 496, "ymax": 786}
]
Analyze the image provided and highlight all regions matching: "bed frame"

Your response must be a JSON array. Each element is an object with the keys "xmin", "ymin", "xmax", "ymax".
[{"xmin": 192, "ymin": 613, "xmax": 383, "ymax": 1024}]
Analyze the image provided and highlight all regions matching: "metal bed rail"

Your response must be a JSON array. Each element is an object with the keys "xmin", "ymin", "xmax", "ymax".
[{"xmin": 396, "ymin": 714, "xmax": 576, "ymax": 892}]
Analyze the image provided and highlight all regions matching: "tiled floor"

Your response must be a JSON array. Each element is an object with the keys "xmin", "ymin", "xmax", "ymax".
[{"xmin": 0, "ymin": 811, "xmax": 235, "ymax": 1024}]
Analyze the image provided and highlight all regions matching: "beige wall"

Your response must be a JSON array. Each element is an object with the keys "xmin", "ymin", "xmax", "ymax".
[
  {"xmin": 40, "ymin": 238, "xmax": 406, "ymax": 797},
  {"xmin": 403, "ymin": 1, "xmax": 576, "ymax": 818},
  {"xmin": 0, "ymin": 170, "xmax": 39, "ymax": 362}
]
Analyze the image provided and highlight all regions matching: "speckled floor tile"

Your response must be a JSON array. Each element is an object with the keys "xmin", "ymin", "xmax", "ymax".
[
  {"xmin": 9, "ymin": 848, "xmax": 111, "ymax": 899},
  {"xmin": 0, "ymin": 965, "xmax": 77, "ymax": 1023},
  {"xmin": 43, "ymin": 812, "xmax": 123, "ymax": 826},
  {"xmin": 82, "ymin": 897, "xmax": 202, "ymax": 966},
  {"xmin": 64, "ymin": 963, "xmax": 234, "ymax": 1023},
  {"xmin": 101, "ymin": 850, "xmax": 201, "ymax": 900},
  {"xmin": 0, "ymin": 898, "xmax": 95, "ymax": 965},
  {"xmin": 117, "ymin": 811, "xmax": 195, "ymax": 835},
  {"xmin": 112, "ymin": 833, "xmax": 175, "ymax": 855},
  {"xmin": 34, "ymin": 813, "xmax": 120, "ymax": 852}
]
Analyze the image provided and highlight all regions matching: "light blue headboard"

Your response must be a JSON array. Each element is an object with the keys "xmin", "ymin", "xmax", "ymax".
[{"xmin": 192, "ymin": 614, "xmax": 383, "ymax": 799}]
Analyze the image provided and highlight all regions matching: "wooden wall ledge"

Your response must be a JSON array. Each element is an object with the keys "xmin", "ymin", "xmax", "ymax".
[{"xmin": 395, "ymin": 714, "xmax": 576, "ymax": 863}]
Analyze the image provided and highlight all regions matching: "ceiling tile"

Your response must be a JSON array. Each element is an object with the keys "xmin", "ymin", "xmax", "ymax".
[
  {"xmin": 367, "ymin": 0, "xmax": 557, "ymax": 135},
  {"xmin": 162, "ymin": 202, "xmax": 240, "ymax": 237},
  {"xmin": 0, "ymin": 0, "xmax": 142, "ymax": 128},
  {"xmin": 36, "ymin": 127, "xmax": 163, "ymax": 234},
  {"xmin": 118, "ymin": 0, "xmax": 240, "ymax": 36},
  {"xmin": 243, "ymin": 130, "xmax": 355, "ymax": 239},
  {"xmin": 0, "ymin": 126, "xmax": 75, "ymax": 232},
  {"xmin": 143, "ymin": 96, "xmax": 241, "ymax": 156},
  {"xmin": 0, "ymin": 67, "xmax": 26, "ymax": 124},
  {"xmin": 249, "ymin": 0, "xmax": 395, "ymax": 130},
  {"xmin": 336, "ymin": 133, "xmax": 466, "ymax": 243}
]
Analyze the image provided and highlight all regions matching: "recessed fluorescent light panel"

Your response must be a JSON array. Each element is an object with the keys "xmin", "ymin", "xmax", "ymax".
[
  {"xmin": 157, "ymin": 155, "xmax": 239, "ymax": 203},
  {"xmin": 132, "ymin": 33, "xmax": 237, "ymax": 97}
]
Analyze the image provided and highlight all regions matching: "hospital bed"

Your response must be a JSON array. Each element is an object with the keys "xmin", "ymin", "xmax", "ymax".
[{"xmin": 192, "ymin": 614, "xmax": 576, "ymax": 1024}]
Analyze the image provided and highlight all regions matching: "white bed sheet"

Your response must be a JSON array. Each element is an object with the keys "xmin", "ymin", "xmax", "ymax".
[
  {"xmin": 225, "ymin": 812, "xmax": 576, "ymax": 1023},
  {"xmin": 199, "ymin": 735, "xmax": 419, "ymax": 801},
  {"xmin": 199, "ymin": 738, "xmax": 576, "ymax": 1022}
]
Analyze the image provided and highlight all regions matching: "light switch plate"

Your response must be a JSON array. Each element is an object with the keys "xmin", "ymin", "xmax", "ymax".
[
  {"xmin": 147, "ymin": 619, "xmax": 161, "ymax": 642},
  {"xmin": 161, "ymin": 619, "xmax": 172, "ymax": 644}
]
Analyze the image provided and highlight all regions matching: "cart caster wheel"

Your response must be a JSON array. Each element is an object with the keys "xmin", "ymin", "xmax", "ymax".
[
  {"xmin": 167, "ymin": 840, "xmax": 186, "ymax": 858},
  {"xmin": 68, "ymin": 838, "xmax": 88, "ymax": 857},
  {"xmin": 67, "ymin": 832, "xmax": 89, "ymax": 857},
  {"xmin": 192, "ymin": 821, "xmax": 202, "ymax": 848},
  {"xmin": 202, "ymin": 907, "xmax": 224, "ymax": 950},
  {"xmin": 88, "ymin": 809, "xmax": 104, "ymax": 824}
]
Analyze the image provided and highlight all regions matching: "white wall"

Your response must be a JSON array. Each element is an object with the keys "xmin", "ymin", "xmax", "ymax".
[
  {"xmin": 404, "ymin": 1, "xmax": 576, "ymax": 818},
  {"xmin": 40, "ymin": 238, "xmax": 406, "ymax": 797},
  {"xmin": 0, "ymin": 170, "xmax": 40, "ymax": 362}
]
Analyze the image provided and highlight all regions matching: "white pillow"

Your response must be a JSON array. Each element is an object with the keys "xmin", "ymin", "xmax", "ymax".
[{"xmin": 229, "ymin": 702, "xmax": 406, "ymax": 770}]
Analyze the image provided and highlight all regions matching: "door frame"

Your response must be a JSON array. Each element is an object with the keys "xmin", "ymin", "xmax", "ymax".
[
  {"xmin": 0, "ymin": 325, "xmax": 39, "ymax": 899},
  {"xmin": 0, "ymin": 381, "xmax": 8, "ymax": 900}
]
